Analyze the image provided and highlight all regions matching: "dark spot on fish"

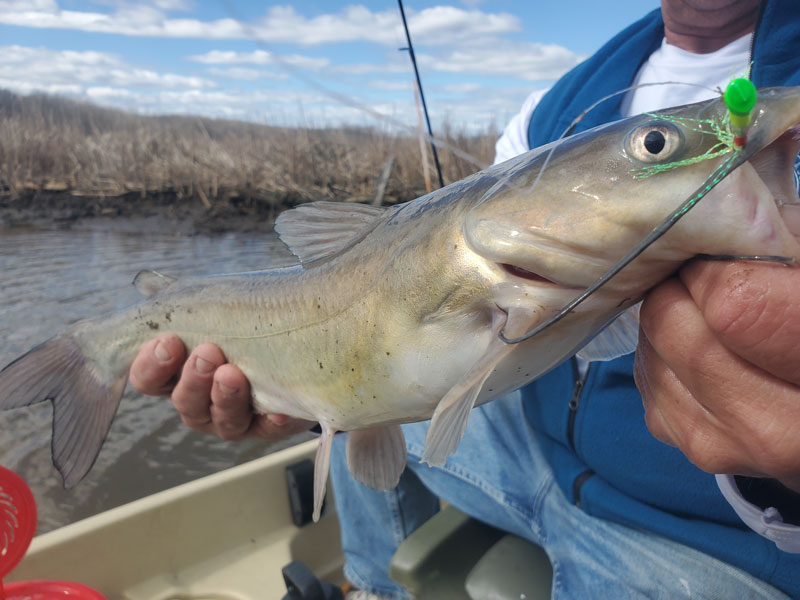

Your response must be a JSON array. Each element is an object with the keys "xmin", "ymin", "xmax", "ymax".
[
  {"xmin": 372, "ymin": 395, "xmax": 376, "ymax": 399},
  {"xmin": 317, "ymin": 304, "xmax": 321, "ymax": 309},
  {"xmin": 187, "ymin": 308, "xmax": 193, "ymax": 314},
  {"xmin": 385, "ymin": 351, "xmax": 390, "ymax": 356},
  {"xmin": 319, "ymin": 362, "xmax": 324, "ymax": 369},
  {"xmin": 165, "ymin": 311, "xmax": 172, "ymax": 322},
  {"xmin": 146, "ymin": 321, "xmax": 160, "ymax": 330},
  {"xmin": 351, "ymin": 368, "xmax": 355, "ymax": 372}
]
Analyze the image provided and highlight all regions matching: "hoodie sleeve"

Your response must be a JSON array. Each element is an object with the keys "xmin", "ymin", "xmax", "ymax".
[{"xmin": 493, "ymin": 88, "xmax": 549, "ymax": 165}]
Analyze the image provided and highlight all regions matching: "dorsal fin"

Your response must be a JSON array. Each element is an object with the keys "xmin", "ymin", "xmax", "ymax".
[
  {"xmin": 274, "ymin": 201, "xmax": 387, "ymax": 264},
  {"xmin": 577, "ymin": 303, "xmax": 641, "ymax": 362},
  {"xmin": 133, "ymin": 270, "xmax": 177, "ymax": 296}
]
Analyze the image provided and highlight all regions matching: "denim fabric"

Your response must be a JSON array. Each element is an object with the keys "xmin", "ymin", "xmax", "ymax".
[{"xmin": 330, "ymin": 393, "xmax": 790, "ymax": 600}]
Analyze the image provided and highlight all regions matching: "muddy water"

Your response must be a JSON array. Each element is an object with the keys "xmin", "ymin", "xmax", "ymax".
[{"xmin": 0, "ymin": 221, "xmax": 314, "ymax": 533}]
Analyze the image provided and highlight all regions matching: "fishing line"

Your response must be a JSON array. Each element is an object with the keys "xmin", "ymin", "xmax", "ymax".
[
  {"xmin": 397, "ymin": 0, "xmax": 445, "ymax": 188},
  {"xmin": 523, "ymin": 81, "xmax": 721, "ymax": 196},
  {"xmin": 499, "ymin": 151, "xmax": 744, "ymax": 344},
  {"xmin": 210, "ymin": 5, "xmax": 770, "ymax": 347},
  {"xmin": 216, "ymin": 0, "xmax": 490, "ymax": 174},
  {"xmin": 497, "ymin": 80, "xmax": 759, "ymax": 345}
]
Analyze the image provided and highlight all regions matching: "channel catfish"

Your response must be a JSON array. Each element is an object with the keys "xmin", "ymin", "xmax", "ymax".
[{"xmin": 2, "ymin": 88, "xmax": 800, "ymax": 521}]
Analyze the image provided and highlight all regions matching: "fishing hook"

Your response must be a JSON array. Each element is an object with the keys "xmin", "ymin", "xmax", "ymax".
[{"xmin": 499, "ymin": 149, "xmax": 756, "ymax": 345}]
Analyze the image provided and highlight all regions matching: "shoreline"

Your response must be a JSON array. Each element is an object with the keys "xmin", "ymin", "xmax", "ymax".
[{"xmin": 0, "ymin": 191, "xmax": 304, "ymax": 235}]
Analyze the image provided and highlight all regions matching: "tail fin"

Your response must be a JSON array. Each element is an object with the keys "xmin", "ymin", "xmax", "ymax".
[{"xmin": 0, "ymin": 334, "xmax": 128, "ymax": 487}]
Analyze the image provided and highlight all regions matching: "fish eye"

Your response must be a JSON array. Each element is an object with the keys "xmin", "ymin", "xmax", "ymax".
[{"xmin": 625, "ymin": 121, "xmax": 683, "ymax": 164}]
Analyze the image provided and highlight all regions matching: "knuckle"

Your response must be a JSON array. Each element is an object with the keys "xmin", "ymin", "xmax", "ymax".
[
  {"xmin": 215, "ymin": 419, "xmax": 248, "ymax": 441},
  {"xmin": 681, "ymin": 431, "xmax": 736, "ymax": 474},
  {"xmin": 217, "ymin": 429, "xmax": 245, "ymax": 442},
  {"xmin": 180, "ymin": 414, "xmax": 211, "ymax": 431},
  {"xmin": 642, "ymin": 405, "xmax": 667, "ymax": 442},
  {"xmin": 702, "ymin": 268, "xmax": 769, "ymax": 338},
  {"xmin": 171, "ymin": 384, "xmax": 211, "ymax": 418},
  {"xmin": 212, "ymin": 388, "xmax": 248, "ymax": 411},
  {"xmin": 192, "ymin": 344, "xmax": 226, "ymax": 368}
]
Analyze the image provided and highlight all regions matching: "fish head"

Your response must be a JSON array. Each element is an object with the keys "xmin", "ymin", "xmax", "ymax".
[{"xmin": 465, "ymin": 86, "xmax": 800, "ymax": 299}]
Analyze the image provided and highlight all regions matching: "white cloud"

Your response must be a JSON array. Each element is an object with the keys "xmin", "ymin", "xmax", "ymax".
[
  {"xmin": 0, "ymin": 45, "xmax": 215, "ymax": 94},
  {"xmin": 0, "ymin": 2, "xmax": 520, "ymax": 47},
  {"xmin": 332, "ymin": 62, "xmax": 410, "ymax": 76},
  {"xmin": 189, "ymin": 49, "xmax": 329, "ymax": 71},
  {"xmin": 421, "ymin": 41, "xmax": 583, "ymax": 81},
  {"xmin": 0, "ymin": 3, "xmax": 578, "ymax": 130},
  {"xmin": 205, "ymin": 67, "xmax": 288, "ymax": 81},
  {"xmin": 85, "ymin": 86, "xmax": 137, "ymax": 99},
  {"xmin": 438, "ymin": 83, "xmax": 482, "ymax": 94},
  {"xmin": 0, "ymin": 79, "xmax": 83, "ymax": 95},
  {"xmin": 368, "ymin": 80, "xmax": 413, "ymax": 92}
]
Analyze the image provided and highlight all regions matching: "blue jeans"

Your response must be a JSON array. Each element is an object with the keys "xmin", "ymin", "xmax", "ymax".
[{"xmin": 329, "ymin": 392, "xmax": 790, "ymax": 600}]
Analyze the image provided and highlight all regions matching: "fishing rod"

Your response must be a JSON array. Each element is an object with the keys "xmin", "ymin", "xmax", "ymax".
[
  {"xmin": 397, "ymin": 0, "xmax": 445, "ymax": 189},
  {"xmin": 217, "ymin": 3, "xmax": 778, "ymax": 348},
  {"xmin": 215, "ymin": 0, "xmax": 485, "ymax": 174}
]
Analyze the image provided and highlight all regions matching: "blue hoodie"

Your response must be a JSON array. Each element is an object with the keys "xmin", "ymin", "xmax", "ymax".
[{"xmin": 521, "ymin": 1, "xmax": 800, "ymax": 596}]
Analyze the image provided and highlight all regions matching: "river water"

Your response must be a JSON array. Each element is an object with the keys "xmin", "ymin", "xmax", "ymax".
[{"xmin": 0, "ymin": 220, "xmax": 314, "ymax": 534}]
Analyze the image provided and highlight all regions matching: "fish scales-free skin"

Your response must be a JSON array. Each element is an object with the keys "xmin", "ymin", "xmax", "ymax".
[{"xmin": 2, "ymin": 88, "xmax": 800, "ymax": 521}]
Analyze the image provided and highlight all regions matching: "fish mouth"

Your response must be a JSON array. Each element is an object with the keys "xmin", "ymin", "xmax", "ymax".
[
  {"xmin": 500, "ymin": 263, "xmax": 558, "ymax": 284},
  {"xmin": 499, "ymin": 263, "xmax": 582, "ymax": 289}
]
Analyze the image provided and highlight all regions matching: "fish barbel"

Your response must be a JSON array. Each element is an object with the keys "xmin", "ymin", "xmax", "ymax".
[{"xmin": 2, "ymin": 88, "xmax": 800, "ymax": 521}]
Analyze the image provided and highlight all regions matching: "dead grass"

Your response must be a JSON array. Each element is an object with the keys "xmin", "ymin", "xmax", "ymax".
[{"xmin": 0, "ymin": 89, "xmax": 498, "ymax": 210}]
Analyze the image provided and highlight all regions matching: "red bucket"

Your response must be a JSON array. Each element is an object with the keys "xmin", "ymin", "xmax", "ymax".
[
  {"xmin": 4, "ymin": 580, "xmax": 106, "ymax": 599},
  {"xmin": 0, "ymin": 465, "xmax": 105, "ymax": 600}
]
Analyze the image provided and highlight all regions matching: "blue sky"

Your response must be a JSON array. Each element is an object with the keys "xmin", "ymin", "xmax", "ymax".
[{"xmin": 0, "ymin": 1, "xmax": 660, "ymax": 130}]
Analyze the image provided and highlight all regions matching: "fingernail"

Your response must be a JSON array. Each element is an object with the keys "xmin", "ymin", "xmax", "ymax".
[
  {"xmin": 217, "ymin": 381, "xmax": 235, "ymax": 395},
  {"xmin": 195, "ymin": 356, "xmax": 214, "ymax": 374},
  {"xmin": 268, "ymin": 414, "xmax": 289, "ymax": 426},
  {"xmin": 154, "ymin": 341, "xmax": 171, "ymax": 362}
]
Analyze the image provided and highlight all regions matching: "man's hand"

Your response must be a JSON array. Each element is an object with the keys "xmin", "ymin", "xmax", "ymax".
[
  {"xmin": 129, "ymin": 334, "xmax": 315, "ymax": 441},
  {"xmin": 635, "ymin": 260, "xmax": 800, "ymax": 493}
]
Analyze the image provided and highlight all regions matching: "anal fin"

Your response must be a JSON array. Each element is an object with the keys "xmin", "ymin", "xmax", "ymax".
[
  {"xmin": 346, "ymin": 424, "xmax": 407, "ymax": 490},
  {"xmin": 312, "ymin": 423, "xmax": 337, "ymax": 522}
]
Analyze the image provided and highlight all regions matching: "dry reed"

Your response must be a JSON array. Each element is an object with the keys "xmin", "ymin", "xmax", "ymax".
[{"xmin": 0, "ymin": 89, "xmax": 498, "ymax": 212}]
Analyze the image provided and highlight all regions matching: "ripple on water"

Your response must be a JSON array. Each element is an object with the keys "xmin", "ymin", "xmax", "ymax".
[{"xmin": 0, "ymin": 223, "xmax": 312, "ymax": 533}]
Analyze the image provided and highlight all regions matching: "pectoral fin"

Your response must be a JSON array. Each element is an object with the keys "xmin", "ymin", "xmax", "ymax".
[
  {"xmin": 346, "ymin": 425, "xmax": 407, "ymax": 490},
  {"xmin": 421, "ymin": 364, "xmax": 495, "ymax": 467},
  {"xmin": 312, "ymin": 423, "xmax": 337, "ymax": 522},
  {"xmin": 422, "ymin": 307, "xmax": 536, "ymax": 466}
]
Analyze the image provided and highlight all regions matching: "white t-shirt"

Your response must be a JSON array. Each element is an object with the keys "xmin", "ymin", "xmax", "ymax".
[
  {"xmin": 494, "ymin": 34, "xmax": 752, "ymax": 164},
  {"xmin": 493, "ymin": 33, "xmax": 800, "ymax": 553}
]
